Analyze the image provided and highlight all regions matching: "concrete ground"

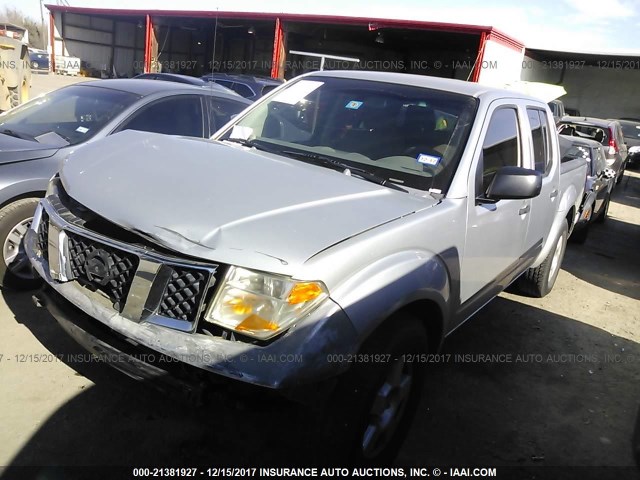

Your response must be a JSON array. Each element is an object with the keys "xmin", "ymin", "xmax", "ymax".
[
  {"xmin": 0, "ymin": 74, "xmax": 639, "ymax": 478},
  {"xmin": 28, "ymin": 71, "xmax": 95, "ymax": 99}
]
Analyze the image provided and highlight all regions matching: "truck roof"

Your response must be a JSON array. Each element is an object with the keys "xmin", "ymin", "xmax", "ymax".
[{"xmin": 305, "ymin": 70, "xmax": 545, "ymax": 103}]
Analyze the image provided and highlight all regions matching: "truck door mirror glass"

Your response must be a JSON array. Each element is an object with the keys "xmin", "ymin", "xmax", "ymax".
[
  {"xmin": 479, "ymin": 166, "xmax": 542, "ymax": 202},
  {"xmin": 602, "ymin": 168, "xmax": 616, "ymax": 180}
]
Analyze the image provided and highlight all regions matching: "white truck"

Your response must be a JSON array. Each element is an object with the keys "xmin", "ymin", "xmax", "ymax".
[{"xmin": 27, "ymin": 71, "xmax": 587, "ymax": 463}]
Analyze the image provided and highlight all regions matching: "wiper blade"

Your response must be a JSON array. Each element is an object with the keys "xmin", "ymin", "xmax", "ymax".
[
  {"xmin": 222, "ymin": 137, "xmax": 279, "ymax": 154},
  {"xmin": 0, "ymin": 129, "xmax": 38, "ymax": 142},
  {"xmin": 281, "ymin": 150, "xmax": 408, "ymax": 193}
]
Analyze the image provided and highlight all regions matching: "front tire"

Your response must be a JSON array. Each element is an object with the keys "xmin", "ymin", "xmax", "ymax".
[
  {"xmin": 517, "ymin": 222, "xmax": 568, "ymax": 298},
  {"xmin": 0, "ymin": 198, "xmax": 42, "ymax": 290},
  {"xmin": 323, "ymin": 315, "xmax": 427, "ymax": 465}
]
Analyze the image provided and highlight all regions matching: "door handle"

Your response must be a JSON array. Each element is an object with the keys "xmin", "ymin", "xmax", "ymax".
[
  {"xmin": 519, "ymin": 205, "xmax": 530, "ymax": 215},
  {"xmin": 550, "ymin": 189, "xmax": 559, "ymax": 199}
]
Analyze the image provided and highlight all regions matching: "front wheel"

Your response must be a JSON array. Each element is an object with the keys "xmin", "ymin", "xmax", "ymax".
[
  {"xmin": 517, "ymin": 222, "xmax": 568, "ymax": 298},
  {"xmin": 322, "ymin": 315, "xmax": 427, "ymax": 465},
  {"xmin": 0, "ymin": 198, "xmax": 43, "ymax": 290}
]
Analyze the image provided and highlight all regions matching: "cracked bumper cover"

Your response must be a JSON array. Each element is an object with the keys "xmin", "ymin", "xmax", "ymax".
[{"xmin": 25, "ymin": 227, "xmax": 359, "ymax": 390}]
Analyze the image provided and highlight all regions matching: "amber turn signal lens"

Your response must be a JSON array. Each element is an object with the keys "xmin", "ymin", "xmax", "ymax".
[
  {"xmin": 287, "ymin": 282, "xmax": 324, "ymax": 304},
  {"xmin": 236, "ymin": 314, "xmax": 279, "ymax": 332}
]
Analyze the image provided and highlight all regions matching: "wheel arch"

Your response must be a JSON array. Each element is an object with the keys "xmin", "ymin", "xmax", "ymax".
[
  {"xmin": 330, "ymin": 249, "xmax": 454, "ymax": 355},
  {"xmin": 0, "ymin": 190, "xmax": 46, "ymax": 211},
  {"xmin": 393, "ymin": 299, "xmax": 445, "ymax": 354}
]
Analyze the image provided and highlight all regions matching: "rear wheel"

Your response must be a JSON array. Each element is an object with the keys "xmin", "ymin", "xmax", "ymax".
[
  {"xmin": 322, "ymin": 315, "xmax": 427, "ymax": 465},
  {"xmin": 517, "ymin": 222, "xmax": 568, "ymax": 298},
  {"xmin": 0, "ymin": 198, "xmax": 42, "ymax": 290}
]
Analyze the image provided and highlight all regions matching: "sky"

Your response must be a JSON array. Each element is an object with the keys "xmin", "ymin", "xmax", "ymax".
[{"xmin": 5, "ymin": 0, "xmax": 640, "ymax": 54}]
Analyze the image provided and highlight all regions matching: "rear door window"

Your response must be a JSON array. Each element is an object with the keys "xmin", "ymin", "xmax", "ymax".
[{"xmin": 527, "ymin": 108, "xmax": 551, "ymax": 175}]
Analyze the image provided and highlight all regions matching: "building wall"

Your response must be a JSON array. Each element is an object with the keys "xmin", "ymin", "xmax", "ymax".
[
  {"xmin": 521, "ymin": 56, "xmax": 640, "ymax": 119},
  {"xmin": 53, "ymin": 12, "xmax": 145, "ymax": 77},
  {"xmin": 477, "ymin": 39, "xmax": 524, "ymax": 87}
]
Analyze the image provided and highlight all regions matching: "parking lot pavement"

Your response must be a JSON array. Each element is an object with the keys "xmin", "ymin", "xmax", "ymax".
[
  {"xmin": 0, "ymin": 168, "xmax": 638, "ymax": 469},
  {"xmin": 29, "ymin": 72, "xmax": 96, "ymax": 99}
]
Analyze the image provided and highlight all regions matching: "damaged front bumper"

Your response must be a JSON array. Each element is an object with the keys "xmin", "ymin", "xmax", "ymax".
[{"xmin": 25, "ymin": 195, "xmax": 359, "ymax": 391}]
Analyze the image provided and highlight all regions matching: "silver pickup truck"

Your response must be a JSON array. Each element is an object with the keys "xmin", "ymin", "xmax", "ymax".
[{"xmin": 25, "ymin": 71, "xmax": 587, "ymax": 463}]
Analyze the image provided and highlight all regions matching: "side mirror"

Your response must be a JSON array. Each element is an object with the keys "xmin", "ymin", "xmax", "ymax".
[
  {"xmin": 602, "ymin": 167, "xmax": 616, "ymax": 180},
  {"xmin": 480, "ymin": 166, "xmax": 542, "ymax": 203}
]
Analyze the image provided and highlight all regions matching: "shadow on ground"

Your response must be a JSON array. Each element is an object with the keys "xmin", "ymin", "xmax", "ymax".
[{"xmin": 2, "ymin": 291, "xmax": 639, "ymax": 479}]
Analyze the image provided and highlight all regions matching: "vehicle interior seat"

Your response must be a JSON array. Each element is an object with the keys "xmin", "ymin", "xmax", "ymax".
[
  {"xmin": 593, "ymin": 130, "xmax": 604, "ymax": 143},
  {"xmin": 329, "ymin": 100, "xmax": 401, "ymax": 159},
  {"xmin": 402, "ymin": 105, "xmax": 442, "ymax": 158}
]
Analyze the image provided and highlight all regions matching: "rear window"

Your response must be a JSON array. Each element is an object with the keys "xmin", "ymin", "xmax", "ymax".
[{"xmin": 558, "ymin": 122, "xmax": 609, "ymax": 146}]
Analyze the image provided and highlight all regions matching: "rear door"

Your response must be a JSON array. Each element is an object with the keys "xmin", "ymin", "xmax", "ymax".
[
  {"xmin": 524, "ymin": 106, "xmax": 557, "ymax": 255},
  {"xmin": 460, "ymin": 102, "xmax": 531, "ymax": 303}
]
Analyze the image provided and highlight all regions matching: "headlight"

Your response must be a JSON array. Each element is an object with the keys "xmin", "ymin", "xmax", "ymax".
[{"xmin": 205, "ymin": 266, "xmax": 328, "ymax": 340}]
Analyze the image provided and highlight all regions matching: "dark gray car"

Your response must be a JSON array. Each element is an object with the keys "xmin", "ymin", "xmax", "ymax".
[
  {"xmin": 200, "ymin": 73, "xmax": 284, "ymax": 100},
  {"xmin": 558, "ymin": 116, "xmax": 628, "ymax": 184},
  {"xmin": 559, "ymin": 135, "xmax": 616, "ymax": 243},
  {"xmin": 618, "ymin": 119, "xmax": 640, "ymax": 167},
  {"xmin": 0, "ymin": 79, "xmax": 251, "ymax": 289}
]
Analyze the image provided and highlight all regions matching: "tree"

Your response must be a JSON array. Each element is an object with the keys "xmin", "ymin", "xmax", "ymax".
[{"xmin": 0, "ymin": 6, "xmax": 46, "ymax": 49}]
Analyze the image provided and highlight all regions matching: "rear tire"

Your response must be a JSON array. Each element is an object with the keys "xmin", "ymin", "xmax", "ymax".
[
  {"xmin": 321, "ymin": 315, "xmax": 427, "ymax": 465},
  {"xmin": 517, "ymin": 222, "xmax": 568, "ymax": 298},
  {"xmin": 0, "ymin": 198, "xmax": 42, "ymax": 290}
]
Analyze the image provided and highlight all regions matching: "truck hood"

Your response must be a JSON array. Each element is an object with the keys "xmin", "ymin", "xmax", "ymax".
[
  {"xmin": 60, "ymin": 131, "xmax": 434, "ymax": 275},
  {"xmin": 0, "ymin": 134, "xmax": 59, "ymax": 164}
]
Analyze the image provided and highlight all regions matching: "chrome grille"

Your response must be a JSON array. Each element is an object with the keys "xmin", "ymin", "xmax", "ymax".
[{"xmin": 66, "ymin": 232, "xmax": 139, "ymax": 312}]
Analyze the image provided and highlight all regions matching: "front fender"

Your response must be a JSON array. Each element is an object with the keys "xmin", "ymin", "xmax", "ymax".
[
  {"xmin": 0, "ymin": 177, "xmax": 49, "ymax": 208},
  {"xmin": 330, "ymin": 249, "xmax": 455, "ymax": 345}
]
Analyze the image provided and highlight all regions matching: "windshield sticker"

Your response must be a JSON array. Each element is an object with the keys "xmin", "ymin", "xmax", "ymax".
[
  {"xmin": 271, "ymin": 80, "xmax": 324, "ymax": 105},
  {"xmin": 345, "ymin": 100, "xmax": 363, "ymax": 110},
  {"xmin": 229, "ymin": 125, "xmax": 253, "ymax": 140},
  {"xmin": 417, "ymin": 154, "xmax": 441, "ymax": 166},
  {"xmin": 75, "ymin": 126, "xmax": 89, "ymax": 134}
]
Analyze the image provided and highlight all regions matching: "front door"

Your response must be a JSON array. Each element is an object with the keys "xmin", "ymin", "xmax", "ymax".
[{"xmin": 461, "ymin": 104, "xmax": 531, "ymax": 304}]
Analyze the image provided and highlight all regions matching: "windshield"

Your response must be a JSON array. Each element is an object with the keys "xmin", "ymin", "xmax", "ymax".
[
  {"xmin": 618, "ymin": 120, "xmax": 640, "ymax": 139},
  {"xmin": 0, "ymin": 84, "xmax": 139, "ymax": 146},
  {"xmin": 217, "ymin": 76, "xmax": 478, "ymax": 192}
]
